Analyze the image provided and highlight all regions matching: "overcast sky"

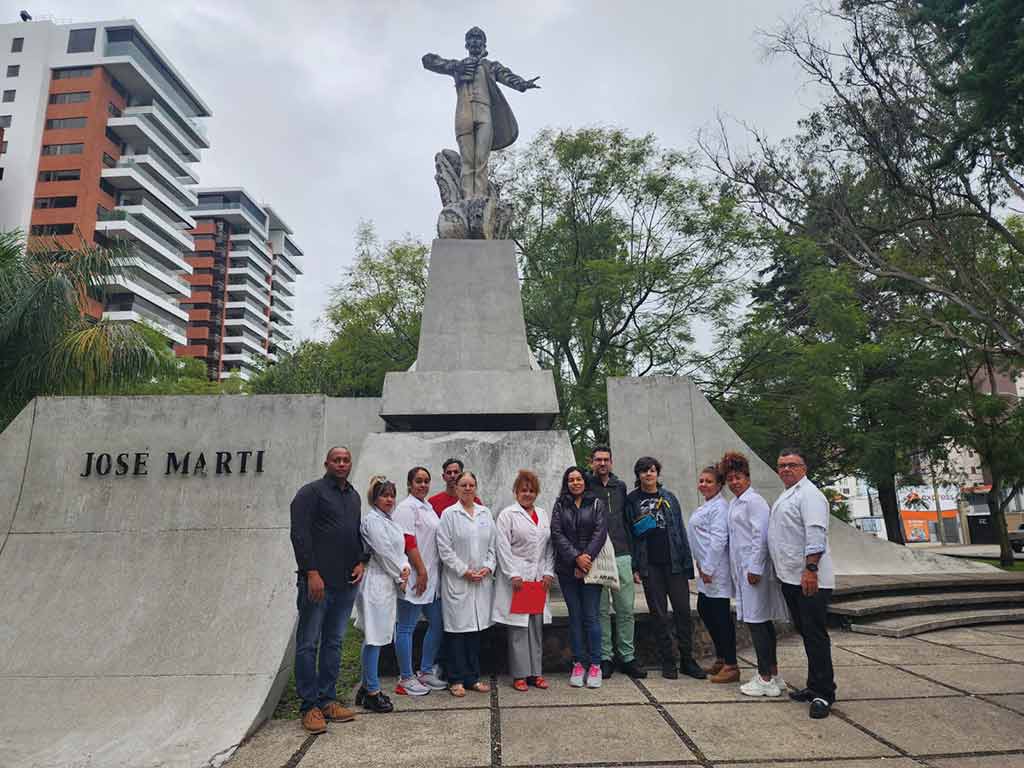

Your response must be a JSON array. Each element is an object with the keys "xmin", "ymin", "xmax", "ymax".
[{"xmin": 13, "ymin": 0, "xmax": 825, "ymax": 339}]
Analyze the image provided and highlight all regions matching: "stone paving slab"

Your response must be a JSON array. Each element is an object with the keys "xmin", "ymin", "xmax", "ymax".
[
  {"xmin": 930, "ymin": 757, "xmax": 1024, "ymax": 768},
  {"xmin": 301, "ymin": 709, "xmax": 490, "ymax": 768},
  {"xmin": 846, "ymin": 641, "xmax": 1000, "ymax": 665},
  {"xmin": 226, "ymin": 720, "xmax": 307, "ymax": 768},
  {"xmin": 494, "ymin": 673, "xmax": 647, "ymax": 707},
  {"xmin": 726, "ymin": 760, "xmax": 920, "ymax": 768},
  {"xmin": 500, "ymin": 704, "xmax": 694, "ymax": 766},
  {"xmin": 828, "ymin": 664, "xmax": 960, "ymax": 700},
  {"xmin": 740, "ymin": 645, "xmax": 884, "ymax": 667},
  {"xmin": 904, "ymin": 662, "xmax": 1024, "ymax": 694},
  {"xmin": 978, "ymin": 623, "xmax": 1024, "ymax": 638},
  {"xmin": 665, "ymin": 701, "xmax": 897, "ymax": 762},
  {"xmin": 915, "ymin": 626, "xmax": 1024, "ymax": 645},
  {"xmin": 953, "ymin": 643, "xmax": 1024, "ymax": 662},
  {"xmin": 831, "ymin": 633, "xmax": 930, "ymax": 647},
  {"xmin": 840, "ymin": 697, "xmax": 1024, "ymax": 754},
  {"xmin": 983, "ymin": 693, "xmax": 1024, "ymax": 715},
  {"xmin": 641, "ymin": 674, "xmax": 783, "ymax": 704}
]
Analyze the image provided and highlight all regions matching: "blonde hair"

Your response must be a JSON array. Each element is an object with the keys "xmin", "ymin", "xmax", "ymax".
[{"xmin": 367, "ymin": 474, "xmax": 397, "ymax": 506}]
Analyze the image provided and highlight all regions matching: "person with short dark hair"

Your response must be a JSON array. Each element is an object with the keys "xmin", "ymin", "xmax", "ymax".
[
  {"xmin": 289, "ymin": 446, "xmax": 368, "ymax": 733},
  {"xmin": 354, "ymin": 476, "xmax": 409, "ymax": 713},
  {"xmin": 429, "ymin": 458, "xmax": 480, "ymax": 516},
  {"xmin": 768, "ymin": 448, "xmax": 837, "ymax": 719},
  {"xmin": 588, "ymin": 445, "xmax": 645, "ymax": 680},
  {"xmin": 720, "ymin": 451, "xmax": 788, "ymax": 699},
  {"xmin": 550, "ymin": 466, "xmax": 608, "ymax": 688},
  {"xmin": 687, "ymin": 464, "xmax": 738, "ymax": 683},
  {"xmin": 626, "ymin": 456, "xmax": 705, "ymax": 680}
]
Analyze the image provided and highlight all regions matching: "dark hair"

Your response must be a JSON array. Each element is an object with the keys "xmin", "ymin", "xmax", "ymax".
[
  {"xmin": 367, "ymin": 475, "xmax": 397, "ymax": 506},
  {"xmin": 719, "ymin": 451, "xmax": 750, "ymax": 479},
  {"xmin": 700, "ymin": 464, "xmax": 724, "ymax": 485},
  {"xmin": 442, "ymin": 457, "xmax": 464, "ymax": 473},
  {"xmin": 559, "ymin": 465, "xmax": 590, "ymax": 500},
  {"xmin": 777, "ymin": 446, "xmax": 805, "ymax": 462},
  {"xmin": 513, "ymin": 469, "xmax": 540, "ymax": 494},
  {"xmin": 406, "ymin": 466, "xmax": 431, "ymax": 489},
  {"xmin": 633, "ymin": 456, "xmax": 662, "ymax": 488},
  {"xmin": 325, "ymin": 445, "xmax": 350, "ymax": 459},
  {"xmin": 590, "ymin": 444, "xmax": 612, "ymax": 458}
]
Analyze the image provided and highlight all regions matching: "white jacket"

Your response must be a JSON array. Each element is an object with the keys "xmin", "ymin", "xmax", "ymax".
[
  {"xmin": 687, "ymin": 493, "xmax": 733, "ymax": 599},
  {"xmin": 727, "ymin": 488, "xmax": 788, "ymax": 623},
  {"xmin": 436, "ymin": 502, "xmax": 497, "ymax": 633},
  {"xmin": 392, "ymin": 494, "xmax": 441, "ymax": 604},
  {"xmin": 354, "ymin": 505, "xmax": 410, "ymax": 645},
  {"xmin": 492, "ymin": 503, "xmax": 555, "ymax": 627}
]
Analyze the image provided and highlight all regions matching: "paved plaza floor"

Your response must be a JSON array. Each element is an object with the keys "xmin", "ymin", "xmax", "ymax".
[{"xmin": 226, "ymin": 623, "xmax": 1024, "ymax": 768}]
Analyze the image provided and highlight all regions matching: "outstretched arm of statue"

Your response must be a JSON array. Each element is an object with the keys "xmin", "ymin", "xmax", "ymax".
[
  {"xmin": 489, "ymin": 60, "xmax": 541, "ymax": 91},
  {"xmin": 422, "ymin": 53, "xmax": 458, "ymax": 76}
]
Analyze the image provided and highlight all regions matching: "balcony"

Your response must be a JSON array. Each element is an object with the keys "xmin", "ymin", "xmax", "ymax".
[
  {"xmin": 226, "ymin": 282, "xmax": 270, "ymax": 309},
  {"xmin": 272, "ymin": 292, "xmax": 295, "ymax": 311},
  {"xmin": 273, "ymin": 258, "xmax": 298, "ymax": 282},
  {"xmin": 269, "ymin": 304, "xmax": 292, "ymax": 323},
  {"xmin": 271, "ymin": 273, "xmax": 294, "ymax": 296},
  {"xmin": 106, "ymin": 115, "xmax": 199, "ymax": 181},
  {"xmin": 192, "ymin": 203, "xmax": 266, "ymax": 237},
  {"xmin": 102, "ymin": 164, "xmax": 195, "ymax": 227},
  {"xmin": 95, "ymin": 211, "xmax": 192, "ymax": 273},
  {"xmin": 116, "ymin": 155, "xmax": 196, "ymax": 207},
  {"xmin": 103, "ymin": 274, "xmax": 189, "ymax": 323},
  {"xmin": 219, "ymin": 367, "xmax": 254, "ymax": 382},
  {"xmin": 104, "ymin": 309, "xmax": 187, "ymax": 346},
  {"xmin": 103, "ymin": 37, "xmax": 210, "ymax": 124},
  {"xmin": 117, "ymin": 255, "xmax": 190, "ymax": 298},
  {"xmin": 223, "ymin": 315, "xmax": 270, "ymax": 340},
  {"xmin": 122, "ymin": 103, "xmax": 206, "ymax": 157},
  {"xmin": 223, "ymin": 333, "xmax": 267, "ymax": 356},
  {"xmin": 275, "ymin": 248, "xmax": 303, "ymax": 276},
  {"xmin": 271, "ymin": 321, "xmax": 293, "ymax": 341}
]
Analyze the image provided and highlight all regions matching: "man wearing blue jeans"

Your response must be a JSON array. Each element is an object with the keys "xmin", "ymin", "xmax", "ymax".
[{"xmin": 290, "ymin": 446, "xmax": 368, "ymax": 734}]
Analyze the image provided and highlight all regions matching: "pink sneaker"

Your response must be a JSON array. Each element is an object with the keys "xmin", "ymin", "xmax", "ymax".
[
  {"xmin": 587, "ymin": 664, "xmax": 602, "ymax": 688},
  {"xmin": 569, "ymin": 662, "xmax": 585, "ymax": 687}
]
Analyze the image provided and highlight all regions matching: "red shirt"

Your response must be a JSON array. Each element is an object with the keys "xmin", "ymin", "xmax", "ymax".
[{"xmin": 428, "ymin": 491, "xmax": 482, "ymax": 517}]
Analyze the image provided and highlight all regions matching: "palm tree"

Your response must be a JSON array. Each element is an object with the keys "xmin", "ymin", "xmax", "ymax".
[{"xmin": 0, "ymin": 230, "xmax": 177, "ymax": 428}]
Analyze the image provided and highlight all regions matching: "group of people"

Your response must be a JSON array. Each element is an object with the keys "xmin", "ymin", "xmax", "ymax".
[{"xmin": 288, "ymin": 443, "xmax": 838, "ymax": 735}]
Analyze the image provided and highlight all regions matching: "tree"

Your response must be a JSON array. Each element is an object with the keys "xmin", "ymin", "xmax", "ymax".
[
  {"xmin": 497, "ymin": 128, "xmax": 753, "ymax": 452},
  {"xmin": 0, "ymin": 231, "xmax": 176, "ymax": 428}
]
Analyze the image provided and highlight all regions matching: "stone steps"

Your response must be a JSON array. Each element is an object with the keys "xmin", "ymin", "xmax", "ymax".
[
  {"xmin": 848, "ymin": 606, "xmax": 1024, "ymax": 638},
  {"xmin": 831, "ymin": 589, "xmax": 1024, "ymax": 618}
]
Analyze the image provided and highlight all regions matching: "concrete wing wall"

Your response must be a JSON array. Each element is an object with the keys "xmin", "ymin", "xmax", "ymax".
[{"xmin": 0, "ymin": 401, "xmax": 35, "ymax": 553}]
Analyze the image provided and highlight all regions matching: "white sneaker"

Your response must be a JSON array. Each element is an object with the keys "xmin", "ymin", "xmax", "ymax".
[
  {"xmin": 395, "ymin": 676, "xmax": 430, "ymax": 696},
  {"xmin": 586, "ymin": 664, "xmax": 602, "ymax": 688},
  {"xmin": 569, "ymin": 662, "xmax": 585, "ymax": 687},
  {"xmin": 772, "ymin": 674, "xmax": 786, "ymax": 691},
  {"xmin": 740, "ymin": 674, "xmax": 782, "ymax": 697},
  {"xmin": 417, "ymin": 670, "xmax": 447, "ymax": 690}
]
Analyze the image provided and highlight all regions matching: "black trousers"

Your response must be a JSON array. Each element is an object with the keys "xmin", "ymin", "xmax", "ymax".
[
  {"xmin": 747, "ymin": 620, "xmax": 777, "ymax": 678},
  {"xmin": 445, "ymin": 630, "xmax": 481, "ymax": 687},
  {"xmin": 781, "ymin": 583, "xmax": 836, "ymax": 703},
  {"xmin": 642, "ymin": 563, "xmax": 693, "ymax": 663},
  {"xmin": 697, "ymin": 593, "xmax": 737, "ymax": 665}
]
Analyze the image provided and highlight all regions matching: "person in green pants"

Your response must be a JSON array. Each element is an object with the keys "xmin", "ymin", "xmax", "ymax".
[{"xmin": 589, "ymin": 445, "xmax": 647, "ymax": 679}]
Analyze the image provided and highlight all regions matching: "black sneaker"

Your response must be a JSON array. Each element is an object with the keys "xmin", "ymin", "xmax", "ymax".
[
  {"xmin": 809, "ymin": 697, "xmax": 831, "ymax": 719},
  {"xmin": 354, "ymin": 685, "xmax": 367, "ymax": 706},
  {"xmin": 620, "ymin": 659, "xmax": 648, "ymax": 679},
  {"xmin": 661, "ymin": 663, "xmax": 679, "ymax": 679},
  {"xmin": 679, "ymin": 657, "xmax": 707, "ymax": 679},
  {"xmin": 789, "ymin": 687, "xmax": 814, "ymax": 702},
  {"xmin": 600, "ymin": 659, "xmax": 615, "ymax": 679},
  {"xmin": 363, "ymin": 691, "xmax": 394, "ymax": 713}
]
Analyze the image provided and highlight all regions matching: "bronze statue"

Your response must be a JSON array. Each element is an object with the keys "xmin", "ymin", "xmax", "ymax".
[{"xmin": 423, "ymin": 27, "xmax": 540, "ymax": 202}]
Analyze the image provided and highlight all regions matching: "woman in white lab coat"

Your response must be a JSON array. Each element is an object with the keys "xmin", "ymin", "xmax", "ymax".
[
  {"xmin": 721, "ymin": 452, "xmax": 788, "ymax": 698},
  {"xmin": 686, "ymin": 464, "xmax": 738, "ymax": 683},
  {"xmin": 436, "ymin": 470, "xmax": 496, "ymax": 697},
  {"xmin": 493, "ymin": 469, "xmax": 555, "ymax": 692},
  {"xmin": 355, "ymin": 476, "xmax": 409, "ymax": 713}
]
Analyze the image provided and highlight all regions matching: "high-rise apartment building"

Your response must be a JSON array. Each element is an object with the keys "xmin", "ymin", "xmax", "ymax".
[
  {"xmin": 0, "ymin": 18, "xmax": 210, "ymax": 346},
  {"xmin": 179, "ymin": 189, "xmax": 301, "ymax": 381}
]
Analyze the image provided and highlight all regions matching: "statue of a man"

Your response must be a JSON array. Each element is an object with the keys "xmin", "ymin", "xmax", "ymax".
[{"xmin": 423, "ymin": 27, "xmax": 540, "ymax": 200}]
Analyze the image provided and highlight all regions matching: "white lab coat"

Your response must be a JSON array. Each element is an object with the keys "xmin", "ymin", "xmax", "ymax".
[
  {"xmin": 392, "ymin": 494, "xmax": 441, "ymax": 604},
  {"xmin": 492, "ymin": 503, "xmax": 555, "ymax": 627},
  {"xmin": 768, "ymin": 476, "xmax": 836, "ymax": 589},
  {"xmin": 437, "ymin": 502, "xmax": 497, "ymax": 633},
  {"xmin": 687, "ymin": 493, "xmax": 733, "ymax": 599},
  {"xmin": 355, "ymin": 505, "xmax": 410, "ymax": 645},
  {"xmin": 727, "ymin": 488, "xmax": 788, "ymax": 623}
]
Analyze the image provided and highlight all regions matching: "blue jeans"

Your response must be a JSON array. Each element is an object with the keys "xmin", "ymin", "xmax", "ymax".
[
  {"xmin": 294, "ymin": 575, "xmax": 358, "ymax": 713},
  {"xmin": 395, "ymin": 596, "xmax": 444, "ymax": 679},
  {"xmin": 558, "ymin": 576, "xmax": 603, "ymax": 667},
  {"xmin": 362, "ymin": 643, "xmax": 382, "ymax": 693}
]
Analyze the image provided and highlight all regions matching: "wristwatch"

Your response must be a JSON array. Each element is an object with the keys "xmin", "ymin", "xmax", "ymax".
[{"xmin": 805, "ymin": 562, "xmax": 819, "ymax": 573}]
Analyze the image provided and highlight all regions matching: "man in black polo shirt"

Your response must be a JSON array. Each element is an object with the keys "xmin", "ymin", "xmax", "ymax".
[{"xmin": 290, "ymin": 445, "xmax": 368, "ymax": 733}]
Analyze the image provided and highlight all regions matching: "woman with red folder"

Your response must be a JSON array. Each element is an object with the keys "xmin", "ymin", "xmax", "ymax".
[{"xmin": 493, "ymin": 469, "xmax": 555, "ymax": 691}]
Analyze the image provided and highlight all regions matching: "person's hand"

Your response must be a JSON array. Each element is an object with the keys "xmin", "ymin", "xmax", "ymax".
[
  {"xmin": 464, "ymin": 569, "xmax": 482, "ymax": 583},
  {"xmin": 633, "ymin": 571, "xmax": 641, "ymax": 585},
  {"xmin": 801, "ymin": 568, "xmax": 819, "ymax": 597},
  {"xmin": 511, "ymin": 576, "xmax": 524, "ymax": 592},
  {"xmin": 349, "ymin": 562, "xmax": 364, "ymax": 586},
  {"xmin": 542, "ymin": 575, "xmax": 554, "ymax": 590},
  {"xmin": 575, "ymin": 554, "xmax": 592, "ymax": 573},
  {"xmin": 307, "ymin": 570, "xmax": 325, "ymax": 602},
  {"xmin": 413, "ymin": 569, "xmax": 428, "ymax": 597},
  {"xmin": 574, "ymin": 567, "xmax": 584, "ymax": 579},
  {"xmin": 523, "ymin": 76, "xmax": 541, "ymax": 90},
  {"xmin": 700, "ymin": 570, "xmax": 713, "ymax": 585},
  {"xmin": 747, "ymin": 572, "xmax": 761, "ymax": 586},
  {"xmin": 478, "ymin": 567, "xmax": 492, "ymax": 579}
]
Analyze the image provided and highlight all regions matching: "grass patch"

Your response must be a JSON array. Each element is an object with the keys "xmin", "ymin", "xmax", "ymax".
[
  {"xmin": 272, "ymin": 622, "xmax": 364, "ymax": 720},
  {"xmin": 969, "ymin": 557, "xmax": 1024, "ymax": 572}
]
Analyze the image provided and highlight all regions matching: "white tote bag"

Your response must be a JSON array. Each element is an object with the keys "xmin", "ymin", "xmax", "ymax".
[{"xmin": 584, "ymin": 536, "xmax": 620, "ymax": 591}]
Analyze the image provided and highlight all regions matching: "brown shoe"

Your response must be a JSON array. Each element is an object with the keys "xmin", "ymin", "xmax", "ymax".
[
  {"xmin": 705, "ymin": 660, "xmax": 724, "ymax": 676},
  {"xmin": 301, "ymin": 707, "xmax": 327, "ymax": 734},
  {"xmin": 321, "ymin": 701, "xmax": 356, "ymax": 722},
  {"xmin": 710, "ymin": 665, "xmax": 741, "ymax": 684}
]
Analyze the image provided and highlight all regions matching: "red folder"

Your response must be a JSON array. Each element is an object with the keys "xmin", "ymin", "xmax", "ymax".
[{"xmin": 510, "ymin": 580, "xmax": 547, "ymax": 614}]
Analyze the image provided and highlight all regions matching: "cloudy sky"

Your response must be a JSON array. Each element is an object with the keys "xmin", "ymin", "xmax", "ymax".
[{"xmin": 14, "ymin": 0, "xmax": 825, "ymax": 339}]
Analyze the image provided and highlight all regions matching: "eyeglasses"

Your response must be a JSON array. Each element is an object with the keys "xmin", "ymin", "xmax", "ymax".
[{"xmin": 777, "ymin": 462, "xmax": 805, "ymax": 470}]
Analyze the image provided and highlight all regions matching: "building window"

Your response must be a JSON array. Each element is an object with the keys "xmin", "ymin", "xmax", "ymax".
[
  {"xmin": 0, "ymin": 115, "xmax": 10, "ymax": 128},
  {"xmin": 67, "ymin": 28, "xmax": 97, "ymax": 54},
  {"xmin": 102, "ymin": 152, "xmax": 117, "ymax": 168},
  {"xmin": 2, "ymin": 90, "xmax": 14, "ymax": 103},
  {"xmin": 30, "ymin": 223, "xmax": 75, "ymax": 236},
  {"xmin": 48, "ymin": 92, "xmax": 90, "ymax": 105},
  {"xmin": 99, "ymin": 178, "xmax": 116, "ymax": 198},
  {"xmin": 46, "ymin": 116, "xmax": 88, "ymax": 130},
  {"xmin": 107, "ymin": 102, "xmax": 121, "ymax": 118},
  {"xmin": 0, "ymin": 141, "xmax": 7, "ymax": 154},
  {"xmin": 11, "ymin": 38, "xmax": 24, "ymax": 53},
  {"xmin": 0, "ymin": 168, "xmax": 4, "ymax": 180},
  {"xmin": 52, "ymin": 67, "xmax": 93, "ymax": 80},
  {"xmin": 34, "ymin": 196, "xmax": 78, "ymax": 209},
  {"xmin": 41, "ymin": 143, "xmax": 84, "ymax": 156},
  {"xmin": 38, "ymin": 169, "xmax": 81, "ymax": 182},
  {"xmin": 6, "ymin": 65, "xmax": 18, "ymax": 77}
]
